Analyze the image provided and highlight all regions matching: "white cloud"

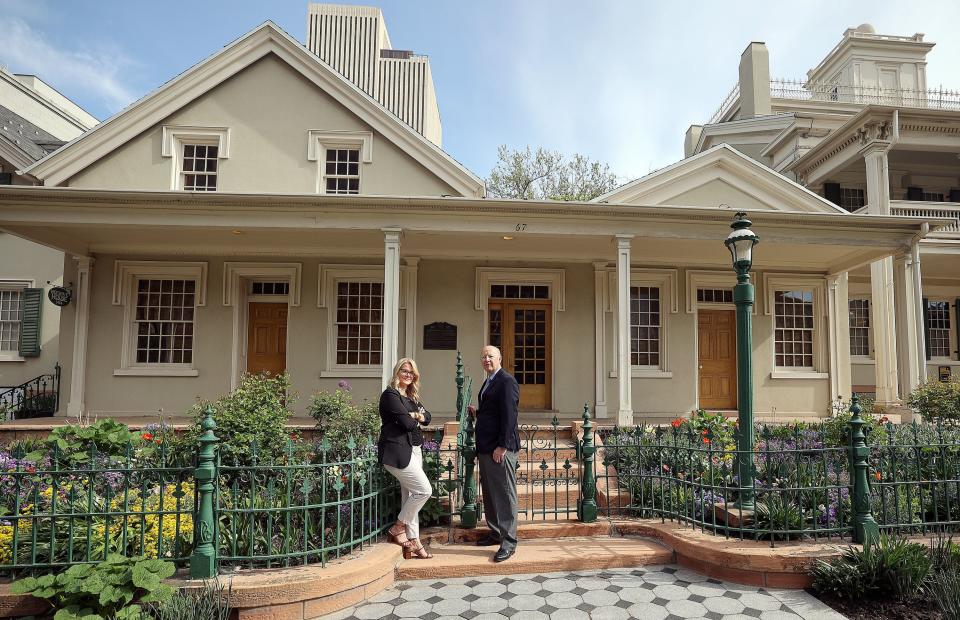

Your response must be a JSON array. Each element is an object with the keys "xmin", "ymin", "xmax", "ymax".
[{"xmin": 0, "ymin": 17, "xmax": 138, "ymax": 115}]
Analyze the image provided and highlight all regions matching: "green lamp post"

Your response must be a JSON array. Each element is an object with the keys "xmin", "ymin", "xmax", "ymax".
[{"xmin": 724, "ymin": 212, "xmax": 759, "ymax": 510}]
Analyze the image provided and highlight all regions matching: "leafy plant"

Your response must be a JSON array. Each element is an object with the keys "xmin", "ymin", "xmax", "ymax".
[
  {"xmin": 141, "ymin": 579, "xmax": 231, "ymax": 620},
  {"xmin": 929, "ymin": 568, "xmax": 960, "ymax": 620},
  {"xmin": 27, "ymin": 419, "xmax": 137, "ymax": 466},
  {"xmin": 753, "ymin": 495, "xmax": 807, "ymax": 540},
  {"xmin": 308, "ymin": 383, "xmax": 378, "ymax": 458},
  {"xmin": 11, "ymin": 554, "xmax": 175, "ymax": 619},
  {"xmin": 811, "ymin": 535, "xmax": 931, "ymax": 601},
  {"xmin": 188, "ymin": 372, "xmax": 295, "ymax": 465},
  {"xmin": 908, "ymin": 379, "xmax": 960, "ymax": 423}
]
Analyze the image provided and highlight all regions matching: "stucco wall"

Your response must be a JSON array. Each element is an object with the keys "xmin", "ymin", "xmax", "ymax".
[
  {"xmin": 0, "ymin": 233, "xmax": 62, "ymax": 387},
  {"xmin": 65, "ymin": 54, "xmax": 457, "ymax": 197}
]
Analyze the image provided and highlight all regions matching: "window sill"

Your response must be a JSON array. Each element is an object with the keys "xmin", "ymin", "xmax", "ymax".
[
  {"xmin": 927, "ymin": 360, "xmax": 960, "ymax": 366},
  {"xmin": 608, "ymin": 369, "xmax": 673, "ymax": 379},
  {"xmin": 851, "ymin": 358, "xmax": 875, "ymax": 365},
  {"xmin": 0, "ymin": 355, "xmax": 26, "ymax": 363},
  {"xmin": 320, "ymin": 368, "xmax": 381, "ymax": 378},
  {"xmin": 113, "ymin": 368, "xmax": 199, "ymax": 377},
  {"xmin": 769, "ymin": 371, "xmax": 829, "ymax": 380}
]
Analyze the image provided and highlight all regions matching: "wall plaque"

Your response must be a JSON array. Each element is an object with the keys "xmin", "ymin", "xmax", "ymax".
[
  {"xmin": 423, "ymin": 322, "xmax": 457, "ymax": 350},
  {"xmin": 47, "ymin": 286, "xmax": 72, "ymax": 307},
  {"xmin": 940, "ymin": 366, "xmax": 953, "ymax": 382}
]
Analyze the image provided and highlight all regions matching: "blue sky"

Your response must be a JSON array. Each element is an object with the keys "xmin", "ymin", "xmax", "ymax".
[{"xmin": 2, "ymin": 0, "xmax": 959, "ymax": 183}]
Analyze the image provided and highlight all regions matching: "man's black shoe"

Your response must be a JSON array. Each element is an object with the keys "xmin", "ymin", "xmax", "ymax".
[
  {"xmin": 493, "ymin": 547, "xmax": 515, "ymax": 562},
  {"xmin": 475, "ymin": 535, "xmax": 501, "ymax": 546}
]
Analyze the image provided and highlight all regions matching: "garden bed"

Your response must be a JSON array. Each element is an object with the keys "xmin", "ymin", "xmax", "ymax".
[{"xmin": 813, "ymin": 592, "xmax": 945, "ymax": 620}]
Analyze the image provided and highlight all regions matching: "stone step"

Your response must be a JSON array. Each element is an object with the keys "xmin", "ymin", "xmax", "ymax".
[
  {"xmin": 515, "ymin": 481, "xmax": 582, "ymax": 510},
  {"xmin": 396, "ymin": 535, "xmax": 673, "ymax": 580}
]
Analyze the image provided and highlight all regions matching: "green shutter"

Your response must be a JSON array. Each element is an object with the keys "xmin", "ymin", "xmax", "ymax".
[
  {"xmin": 17, "ymin": 287, "xmax": 43, "ymax": 358},
  {"xmin": 922, "ymin": 297, "xmax": 931, "ymax": 361},
  {"xmin": 955, "ymin": 299, "xmax": 960, "ymax": 361}
]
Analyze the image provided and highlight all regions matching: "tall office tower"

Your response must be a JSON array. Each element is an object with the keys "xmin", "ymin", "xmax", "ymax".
[{"xmin": 306, "ymin": 4, "xmax": 442, "ymax": 147}]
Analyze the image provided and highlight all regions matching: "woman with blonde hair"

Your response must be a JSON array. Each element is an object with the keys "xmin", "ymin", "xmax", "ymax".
[{"xmin": 378, "ymin": 357, "xmax": 433, "ymax": 559}]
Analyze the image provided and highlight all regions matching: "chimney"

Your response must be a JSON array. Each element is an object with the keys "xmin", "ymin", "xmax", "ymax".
[
  {"xmin": 684, "ymin": 125, "xmax": 703, "ymax": 157},
  {"xmin": 738, "ymin": 42, "xmax": 771, "ymax": 117}
]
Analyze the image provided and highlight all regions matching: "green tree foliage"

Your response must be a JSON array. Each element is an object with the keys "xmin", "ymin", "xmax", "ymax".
[
  {"xmin": 907, "ymin": 379, "xmax": 960, "ymax": 422},
  {"xmin": 486, "ymin": 145, "xmax": 619, "ymax": 201},
  {"xmin": 308, "ymin": 382, "xmax": 378, "ymax": 458}
]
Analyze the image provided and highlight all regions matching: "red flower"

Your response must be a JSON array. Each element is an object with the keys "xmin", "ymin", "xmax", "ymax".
[
  {"xmin": 875, "ymin": 471, "xmax": 882, "ymax": 481},
  {"xmin": 703, "ymin": 437, "xmax": 711, "ymax": 444},
  {"xmin": 671, "ymin": 418, "xmax": 683, "ymax": 428},
  {"xmin": 290, "ymin": 433, "xmax": 298, "ymax": 440},
  {"xmin": 142, "ymin": 432, "xmax": 154, "ymax": 440},
  {"xmin": 702, "ymin": 429, "xmax": 709, "ymax": 435},
  {"xmin": 879, "ymin": 416, "xmax": 889, "ymax": 424}
]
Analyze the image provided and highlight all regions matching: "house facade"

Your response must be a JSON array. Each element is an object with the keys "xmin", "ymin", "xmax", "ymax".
[
  {"xmin": 0, "ymin": 13, "xmax": 945, "ymax": 423},
  {"xmin": 685, "ymin": 24, "xmax": 960, "ymax": 409}
]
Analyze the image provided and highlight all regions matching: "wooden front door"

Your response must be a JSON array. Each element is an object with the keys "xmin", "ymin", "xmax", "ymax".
[
  {"xmin": 489, "ymin": 300, "xmax": 551, "ymax": 410},
  {"xmin": 698, "ymin": 309, "xmax": 737, "ymax": 410},
  {"xmin": 247, "ymin": 302, "xmax": 287, "ymax": 375}
]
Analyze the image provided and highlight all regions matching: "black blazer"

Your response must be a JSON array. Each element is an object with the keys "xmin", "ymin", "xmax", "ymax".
[
  {"xmin": 474, "ymin": 369, "xmax": 520, "ymax": 454},
  {"xmin": 377, "ymin": 387, "xmax": 432, "ymax": 469}
]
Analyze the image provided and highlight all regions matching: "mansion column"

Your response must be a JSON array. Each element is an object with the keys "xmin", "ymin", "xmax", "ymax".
[
  {"xmin": 863, "ymin": 142, "xmax": 900, "ymax": 406},
  {"xmin": 827, "ymin": 272, "xmax": 852, "ymax": 403},
  {"xmin": 593, "ymin": 261, "xmax": 608, "ymax": 419},
  {"xmin": 894, "ymin": 244, "xmax": 927, "ymax": 408},
  {"xmin": 67, "ymin": 256, "xmax": 93, "ymax": 417},
  {"xmin": 615, "ymin": 235, "xmax": 633, "ymax": 426},
  {"xmin": 381, "ymin": 228, "xmax": 402, "ymax": 388}
]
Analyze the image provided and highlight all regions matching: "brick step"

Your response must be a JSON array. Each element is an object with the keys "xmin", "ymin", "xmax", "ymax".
[
  {"xmin": 396, "ymin": 535, "xmax": 673, "ymax": 580},
  {"xmin": 516, "ymin": 481, "xmax": 582, "ymax": 510}
]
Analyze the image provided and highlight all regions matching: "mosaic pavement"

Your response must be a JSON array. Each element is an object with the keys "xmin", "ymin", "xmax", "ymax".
[{"xmin": 322, "ymin": 564, "xmax": 847, "ymax": 620}]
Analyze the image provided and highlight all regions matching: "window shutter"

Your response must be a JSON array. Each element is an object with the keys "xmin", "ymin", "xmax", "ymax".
[
  {"xmin": 955, "ymin": 299, "xmax": 960, "ymax": 361},
  {"xmin": 17, "ymin": 287, "xmax": 43, "ymax": 358},
  {"xmin": 907, "ymin": 186, "xmax": 924, "ymax": 201},
  {"xmin": 949, "ymin": 189, "xmax": 960, "ymax": 203},
  {"xmin": 823, "ymin": 183, "xmax": 841, "ymax": 206},
  {"xmin": 922, "ymin": 297, "xmax": 931, "ymax": 361}
]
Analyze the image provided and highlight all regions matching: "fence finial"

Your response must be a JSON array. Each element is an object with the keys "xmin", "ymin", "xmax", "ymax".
[
  {"xmin": 190, "ymin": 404, "xmax": 219, "ymax": 578},
  {"xmin": 578, "ymin": 404, "xmax": 597, "ymax": 523}
]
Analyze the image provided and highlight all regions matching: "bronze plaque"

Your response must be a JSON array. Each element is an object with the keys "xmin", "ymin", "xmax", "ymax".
[{"xmin": 423, "ymin": 322, "xmax": 457, "ymax": 350}]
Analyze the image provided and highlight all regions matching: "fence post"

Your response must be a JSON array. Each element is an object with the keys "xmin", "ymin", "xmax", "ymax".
[
  {"xmin": 455, "ymin": 352, "xmax": 465, "ymax": 422},
  {"xmin": 848, "ymin": 396, "xmax": 879, "ymax": 546},
  {"xmin": 190, "ymin": 405, "xmax": 219, "ymax": 578},
  {"xmin": 578, "ymin": 404, "xmax": 597, "ymax": 523},
  {"xmin": 460, "ymin": 411, "xmax": 478, "ymax": 528}
]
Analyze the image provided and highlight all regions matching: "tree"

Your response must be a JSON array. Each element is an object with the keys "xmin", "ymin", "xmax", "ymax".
[{"xmin": 486, "ymin": 145, "xmax": 620, "ymax": 201}]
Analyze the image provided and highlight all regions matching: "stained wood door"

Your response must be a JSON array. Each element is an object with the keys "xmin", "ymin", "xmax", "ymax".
[
  {"xmin": 698, "ymin": 309, "xmax": 737, "ymax": 410},
  {"xmin": 489, "ymin": 300, "xmax": 552, "ymax": 410},
  {"xmin": 247, "ymin": 302, "xmax": 287, "ymax": 375}
]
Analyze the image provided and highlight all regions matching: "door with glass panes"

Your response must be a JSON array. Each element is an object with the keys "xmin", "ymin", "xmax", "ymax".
[{"xmin": 488, "ymin": 284, "xmax": 552, "ymax": 410}]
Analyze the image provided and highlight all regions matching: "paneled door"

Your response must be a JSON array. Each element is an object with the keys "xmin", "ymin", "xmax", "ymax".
[
  {"xmin": 247, "ymin": 302, "xmax": 287, "ymax": 375},
  {"xmin": 698, "ymin": 309, "xmax": 737, "ymax": 410},
  {"xmin": 489, "ymin": 300, "xmax": 552, "ymax": 410}
]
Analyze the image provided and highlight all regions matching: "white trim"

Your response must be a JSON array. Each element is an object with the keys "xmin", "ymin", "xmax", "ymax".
[
  {"xmin": 67, "ymin": 257, "xmax": 93, "ymax": 416},
  {"xmin": 763, "ymin": 273, "xmax": 829, "ymax": 374},
  {"xmin": 222, "ymin": 262, "xmax": 300, "ymax": 388},
  {"xmin": 606, "ymin": 268, "xmax": 678, "ymax": 374},
  {"xmin": 112, "ymin": 260, "xmax": 207, "ymax": 375},
  {"xmin": 307, "ymin": 130, "xmax": 373, "ymax": 162},
  {"xmin": 592, "ymin": 261, "xmax": 608, "ymax": 418},
  {"xmin": 770, "ymin": 371, "xmax": 830, "ymax": 380},
  {"xmin": 685, "ymin": 270, "xmax": 758, "ymax": 314},
  {"xmin": 475, "ymin": 268, "xmax": 566, "ymax": 312},
  {"xmin": 404, "ymin": 257, "xmax": 420, "ymax": 357},
  {"xmin": 161, "ymin": 126, "xmax": 230, "ymax": 191}
]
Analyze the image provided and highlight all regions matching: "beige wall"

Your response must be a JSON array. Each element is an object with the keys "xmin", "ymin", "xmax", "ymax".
[
  {"xmin": 0, "ymin": 233, "xmax": 62, "ymax": 387},
  {"xmin": 65, "ymin": 54, "xmax": 458, "ymax": 197}
]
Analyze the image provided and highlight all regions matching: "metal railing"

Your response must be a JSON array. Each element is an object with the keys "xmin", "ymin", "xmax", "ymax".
[
  {"xmin": 770, "ymin": 79, "xmax": 960, "ymax": 111},
  {"xmin": 0, "ymin": 364, "xmax": 60, "ymax": 421},
  {"xmin": 707, "ymin": 82, "xmax": 741, "ymax": 124}
]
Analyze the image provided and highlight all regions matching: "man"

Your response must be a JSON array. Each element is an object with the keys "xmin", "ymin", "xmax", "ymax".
[{"xmin": 471, "ymin": 345, "xmax": 520, "ymax": 562}]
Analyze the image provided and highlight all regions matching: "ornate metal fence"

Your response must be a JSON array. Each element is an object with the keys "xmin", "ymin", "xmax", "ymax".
[{"xmin": 0, "ymin": 365, "xmax": 60, "ymax": 421}]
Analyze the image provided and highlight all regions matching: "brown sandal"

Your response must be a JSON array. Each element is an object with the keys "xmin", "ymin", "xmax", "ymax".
[
  {"xmin": 387, "ymin": 522, "xmax": 409, "ymax": 546},
  {"xmin": 403, "ymin": 538, "xmax": 433, "ymax": 560}
]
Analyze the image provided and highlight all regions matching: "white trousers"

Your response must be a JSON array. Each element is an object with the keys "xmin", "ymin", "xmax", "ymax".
[{"xmin": 383, "ymin": 446, "xmax": 433, "ymax": 540}]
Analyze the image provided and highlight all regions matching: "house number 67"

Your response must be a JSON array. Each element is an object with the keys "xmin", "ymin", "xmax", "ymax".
[{"xmin": 515, "ymin": 223, "xmax": 527, "ymax": 231}]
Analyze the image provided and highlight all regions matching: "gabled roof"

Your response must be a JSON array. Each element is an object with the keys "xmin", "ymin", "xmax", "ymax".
[
  {"xmin": 594, "ymin": 144, "xmax": 847, "ymax": 214},
  {"xmin": 0, "ymin": 104, "xmax": 65, "ymax": 165},
  {"xmin": 24, "ymin": 21, "xmax": 485, "ymax": 197}
]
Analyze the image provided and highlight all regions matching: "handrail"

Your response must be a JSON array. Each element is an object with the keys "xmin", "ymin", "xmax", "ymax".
[{"xmin": 0, "ymin": 364, "xmax": 60, "ymax": 420}]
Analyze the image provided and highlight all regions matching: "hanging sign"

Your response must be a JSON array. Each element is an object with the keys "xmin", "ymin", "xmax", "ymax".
[{"xmin": 47, "ymin": 286, "xmax": 72, "ymax": 307}]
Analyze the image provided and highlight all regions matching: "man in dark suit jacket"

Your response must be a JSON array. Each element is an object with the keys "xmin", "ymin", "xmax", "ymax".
[{"xmin": 473, "ymin": 345, "xmax": 520, "ymax": 562}]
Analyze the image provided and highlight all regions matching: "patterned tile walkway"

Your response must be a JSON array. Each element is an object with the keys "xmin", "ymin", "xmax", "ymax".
[{"xmin": 322, "ymin": 565, "xmax": 846, "ymax": 620}]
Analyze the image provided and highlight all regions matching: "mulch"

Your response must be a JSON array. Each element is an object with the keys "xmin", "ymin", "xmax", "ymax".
[{"xmin": 811, "ymin": 591, "xmax": 944, "ymax": 620}]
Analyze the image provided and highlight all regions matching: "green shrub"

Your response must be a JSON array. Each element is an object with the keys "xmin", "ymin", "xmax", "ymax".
[
  {"xmin": 930, "ymin": 568, "xmax": 960, "ymax": 620},
  {"xmin": 188, "ymin": 373, "xmax": 295, "ymax": 465},
  {"xmin": 811, "ymin": 535, "xmax": 931, "ymax": 602},
  {"xmin": 11, "ymin": 554, "xmax": 174, "ymax": 619},
  {"xmin": 823, "ymin": 399, "xmax": 887, "ymax": 448},
  {"xmin": 141, "ymin": 580, "xmax": 231, "ymax": 620},
  {"xmin": 26, "ymin": 419, "xmax": 138, "ymax": 466},
  {"xmin": 908, "ymin": 379, "xmax": 960, "ymax": 423},
  {"xmin": 308, "ymin": 383, "xmax": 378, "ymax": 458}
]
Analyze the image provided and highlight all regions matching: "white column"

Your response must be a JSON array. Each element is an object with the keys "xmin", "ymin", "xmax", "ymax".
[
  {"xmin": 827, "ymin": 272, "xmax": 852, "ymax": 403},
  {"xmin": 381, "ymin": 228, "xmax": 402, "ymax": 388},
  {"xmin": 67, "ymin": 256, "xmax": 93, "ymax": 418},
  {"xmin": 403, "ymin": 257, "xmax": 419, "ymax": 358},
  {"xmin": 863, "ymin": 143, "xmax": 899, "ymax": 406},
  {"xmin": 911, "ymin": 242, "xmax": 927, "ymax": 386},
  {"xmin": 615, "ymin": 235, "xmax": 633, "ymax": 426},
  {"xmin": 593, "ymin": 261, "xmax": 609, "ymax": 419},
  {"xmin": 894, "ymin": 247, "xmax": 927, "ymax": 401}
]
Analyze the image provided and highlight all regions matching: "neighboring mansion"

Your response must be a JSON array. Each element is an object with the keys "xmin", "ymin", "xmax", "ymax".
[{"xmin": 0, "ymin": 10, "xmax": 953, "ymax": 423}]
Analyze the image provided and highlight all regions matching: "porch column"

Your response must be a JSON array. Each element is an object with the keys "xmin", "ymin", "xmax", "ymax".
[
  {"xmin": 615, "ymin": 235, "xmax": 633, "ymax": 426},
  {"xmin": 66, "ymin": 256, "xmax": 93, "ymax": 417},
  {"xmin": 827, "ymin": 272, "xmax": 852, "ymax": 403},
  {"xmin": 863, "ymin": 143, "xmax": 899, "ymax": 406},
  {"xmin": 894, "ymin": 245, "xmax": 926, "ymax": 405},
  {"xmin": 593, "ymin": 261, "xmax": 608, "ymax": 419},
  {"xmin": 403, "ymin": 257, "xmax": 419, "ymax": 358},
  {"xmin": 381, "ymin": 228, "xmax": 402, "ymax": 388}
]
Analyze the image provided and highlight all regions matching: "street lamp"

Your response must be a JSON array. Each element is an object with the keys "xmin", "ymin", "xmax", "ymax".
[{"xmin": 724, "ymin": 212, "xmax": 759, "ymax": 510}]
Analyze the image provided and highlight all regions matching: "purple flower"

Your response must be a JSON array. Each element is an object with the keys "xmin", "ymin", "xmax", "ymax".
[
  {"xmin": 338, "ymin": 380, "xmax": 352, "ymax": 391},
  {"xmin": 421, "ymin": 440, "xmax": 439, "ymax": 452}
]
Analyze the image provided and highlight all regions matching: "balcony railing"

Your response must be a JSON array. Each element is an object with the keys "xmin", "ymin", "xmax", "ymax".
[{"xmin": 891, "ymin": 201, "xmax": 960, "ymax": 237}]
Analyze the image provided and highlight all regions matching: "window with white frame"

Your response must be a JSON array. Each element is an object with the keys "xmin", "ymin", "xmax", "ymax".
[
  {"xmin": 133, "ymin": 279, "xmax": 196, "ymax": 364},
  {"xmin": 334, "ymin": 281, "xmax": 383, "ymax": 365},
  {"xmin": 923, "ymin": 192, "xmax": 945, "ymax": 203},
  {"xmin": 630, "ymin": 286, "xmax": 660, "ymax": 367},
  {"xmin": 774, "ymin": 289, "xmax": 815, "ymax": 368},
  {"xmin": 0, "ymin": 288, "xmax": 22, "ymax": 352},
  {"xmin": 324, "ymin": 148, "xmax": 360, "ymax": 194},
  {"xmin": 927, "ymin": 300, "xmax": 952, "ymax": 358},
  {"xmin": 849, "ymin": 298, "xmax": 870, "ymax": 357},
  {"xmin": 180, "ymin": 143, "xmax": 218, "ymax": 191},
  {"xmin": 840, "ymin": 188, "xmax": 865, "ymax": 210}
]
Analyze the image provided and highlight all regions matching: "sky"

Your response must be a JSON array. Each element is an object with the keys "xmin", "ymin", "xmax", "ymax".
[{"xmin": 2, "ymin": 0, "xmax": 959, "ymax": 184}]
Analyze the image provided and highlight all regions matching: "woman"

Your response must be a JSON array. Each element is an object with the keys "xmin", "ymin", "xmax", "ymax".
[{"xmin": 378, "ymin": 357, "xmax": 434, "ymax": 560}]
